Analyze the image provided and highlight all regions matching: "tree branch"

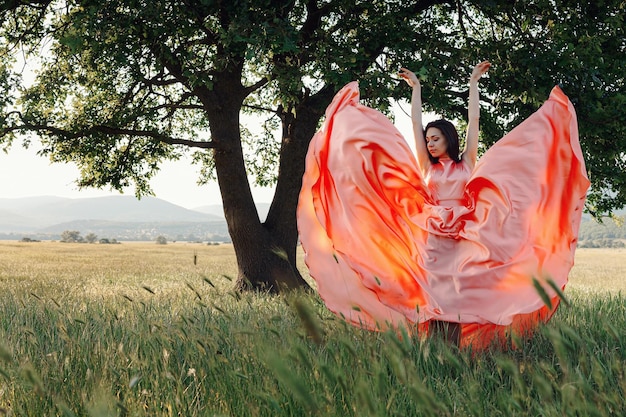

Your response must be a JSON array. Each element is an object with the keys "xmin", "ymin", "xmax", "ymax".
[
  {"xmin": 299, "ymin": 0, "xmax": 333, "ymax": 44},
  {"xmin": 243, "ymin": 103, "xmax": 278, "ymax": 114},
  {"xmin": 456, "ymin": 0, "xmax": 468, "ymax": 37},
  {"xmin": 180, "ymin": 0, "xmax": 219, "ymax": 46},
  {"xmin": 141, "ymin": 73, "xmax": 179, "ymax": 87},
  {"xmin": 2, "ymin": 114, "xmax": 216, "ymax": 149},
  {"xmin": 1, "ymin": 1, "xmax": 52, "ymax": 57},
  {"xmin": 244, "ymin": 77, "xmax": 270, "ymax": 96}
]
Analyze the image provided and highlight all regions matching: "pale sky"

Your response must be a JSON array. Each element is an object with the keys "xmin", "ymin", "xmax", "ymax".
[
  {"xmin": 0, "ymin": 144, "xmax": 245, "ymax": 209},
  {"xmin": 0, "ymin": 103, "xmax": 417, "ymax": 210}
]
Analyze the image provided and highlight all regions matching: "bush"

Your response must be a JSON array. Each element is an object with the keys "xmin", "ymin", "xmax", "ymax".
[
  {"xmin": 61, "ymin": 230, "xmax": 83, "ymax": 243},
  {"xmin": 99, "ymin": 238, "xmax": 120, "ymax": 244},
  {"xmin": 84, "ymin": 233, "xmax": 98, "ymax": 244}
]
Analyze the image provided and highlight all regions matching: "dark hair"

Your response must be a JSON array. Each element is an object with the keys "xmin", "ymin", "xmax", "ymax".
[{"xmin": 424, "ymin": 119, "xmax": 461, "ymax": 163}]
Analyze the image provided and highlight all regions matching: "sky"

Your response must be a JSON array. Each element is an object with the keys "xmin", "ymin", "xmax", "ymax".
[
  {"xmin": 0, "ymin": 144, "xmax": 239, "ymax": 209},
  {"xmin": 0, "ymin": 102, "xmax": 418, "ymax": 210}
]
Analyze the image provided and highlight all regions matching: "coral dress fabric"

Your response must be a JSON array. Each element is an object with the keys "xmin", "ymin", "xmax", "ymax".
[{"xmin": 297, "ymin": 82, "xmax": 590, "ymax": 350}]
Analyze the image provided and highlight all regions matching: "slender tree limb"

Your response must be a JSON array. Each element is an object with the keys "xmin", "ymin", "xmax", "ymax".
[
  {"xmin": 244, "ymin": 77, "xmax": 270, "ymax": 96},
  {"xmin": 2, "ymin": 115, "xmax": 216, "ymax": 149},
  {"xmin": 243, "ymin": 103, "xmax": 278, "ymax": 114}
]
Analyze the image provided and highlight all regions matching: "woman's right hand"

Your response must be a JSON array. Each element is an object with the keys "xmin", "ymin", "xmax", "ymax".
[{"xmin": 399, "ymin": 67, "xmax": 420, "ymax": 88}]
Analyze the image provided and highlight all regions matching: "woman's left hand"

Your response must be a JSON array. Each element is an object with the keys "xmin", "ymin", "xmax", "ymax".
[{"xmin": 470, "ymin": 61, "xmax": 491, "ymax": 84}]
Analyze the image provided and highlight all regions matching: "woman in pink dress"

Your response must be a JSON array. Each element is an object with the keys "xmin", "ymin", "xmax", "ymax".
[{"xmin": 297, "ymin": 62, "xmax": 590, "ymax": 350}]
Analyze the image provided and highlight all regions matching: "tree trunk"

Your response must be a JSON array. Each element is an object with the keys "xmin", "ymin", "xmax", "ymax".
[
  {"xmin": 252, "ymin": 87, "xmax": 337, "ymax": 290},
  {"xmin": 206, "ymin": 74, "xmax": 310, "ymax": 293}
]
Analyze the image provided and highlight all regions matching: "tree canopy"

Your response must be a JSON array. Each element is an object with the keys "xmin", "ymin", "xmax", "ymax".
[{"xmin": 2, "ymin": 0, "xmax": 625, "ymax": 290}]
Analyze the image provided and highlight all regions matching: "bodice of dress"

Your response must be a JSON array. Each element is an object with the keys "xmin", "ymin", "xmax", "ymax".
[{"xmin": 424, "ymin": 158, "xmax": 471, "ymax": 206}]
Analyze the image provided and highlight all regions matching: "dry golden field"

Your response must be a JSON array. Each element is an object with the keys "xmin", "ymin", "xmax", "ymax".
[
  {"xmin": 0, "ymin": 241, "xmax": 623, "ymax": 297},
  {"xmin": 568, "ymin": 247, "xmax": 626, "ymax": 294},
  {"xmin": 0, "ymin": 241, "xmax": 241, "ymax": 303}
]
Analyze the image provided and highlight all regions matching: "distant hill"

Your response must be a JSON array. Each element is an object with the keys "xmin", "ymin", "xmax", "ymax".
[
  {"xmin": 193, "ymin": 202, "xmax": 270, "ymax": 221},
  {"xmin": 0, "ymin": 195, "xmax": 220, "ymax": 224},
  {"xmin": 0, "ymin": 195, "xmax": 227, "ymax": 239},
  {"xmin": 0, "ymin": 208, "xmax": 38, "ymax": 231},
  {"xmin": 0, "ymin": 196, "xmax": 274, "ymax": 242},
  {"xmin": 191, "ymin": 204, "xmax": 225, "ymax": 218}
]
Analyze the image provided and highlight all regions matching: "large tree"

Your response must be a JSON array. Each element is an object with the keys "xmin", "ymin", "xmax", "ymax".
[
  {"xmin": 0, "ymin": 0, "xmax": 450, "ymax": 291},
  {"xmin": 1, "ymin": 0, "xmax": 624, "ymax": 292}
]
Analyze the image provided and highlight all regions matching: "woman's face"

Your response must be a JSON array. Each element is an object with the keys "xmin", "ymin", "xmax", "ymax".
[{"xmin": 425, "ymin": 127, "xmax": 449, "ymax": 159}]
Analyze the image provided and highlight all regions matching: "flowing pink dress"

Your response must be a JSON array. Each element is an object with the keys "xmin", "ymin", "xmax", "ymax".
[{"xmin": 297, "ymin": 82, "xmax": 590, "ymax": 350}]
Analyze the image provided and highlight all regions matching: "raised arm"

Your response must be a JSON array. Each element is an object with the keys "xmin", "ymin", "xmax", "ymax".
[
  {"xmin": 462, "ymin": 61, "xmax": 491, "ymax": 169},
  {"xmin": 399, "ymin": 68, "xmax": 430, "ymax": 174}
]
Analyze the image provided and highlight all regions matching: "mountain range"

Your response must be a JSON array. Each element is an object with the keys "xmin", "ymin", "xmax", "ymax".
[
  {"xmin": 1, "ymin": 195, "xmax": 623, "ymax": 245},
  {"xmin": 0, "ymin": 195, "xmax": 269, "ymax": 241}
]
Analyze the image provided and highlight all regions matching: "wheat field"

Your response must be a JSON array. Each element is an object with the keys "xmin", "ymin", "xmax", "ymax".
[
  {"xmin": 1, "ymin": 241, "xmax": 623, "ymax": 294},
  {"xmin": 567, "ymin": 248, "xmax": 626, "ymax": 294},
  {"xmin": 0, "ymin": 241, "xmax": 624, "ymax": 416}
]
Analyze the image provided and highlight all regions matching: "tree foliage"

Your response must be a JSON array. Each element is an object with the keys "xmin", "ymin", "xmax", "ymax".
[
  {"xmin": 459, "ymin": 0, "xmax": 626, "ymax": 216},
  {"xmin": 1, "ymin": 0, "xmax": 625, "ymax": 289}
]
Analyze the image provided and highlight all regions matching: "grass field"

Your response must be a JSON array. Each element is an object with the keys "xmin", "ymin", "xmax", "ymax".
[{"xmin": 0, "ymin": 241, "xmax": 624, "ymax": 416}]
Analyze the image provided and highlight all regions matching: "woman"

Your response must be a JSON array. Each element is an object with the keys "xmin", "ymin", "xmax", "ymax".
[
  {"xmin": 399, "ymin": 62, "xmax": 489, "ymax": 343},
  {"xmin": 297, "ymin": 62, "xmax": 589, "ymax": 350}
]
